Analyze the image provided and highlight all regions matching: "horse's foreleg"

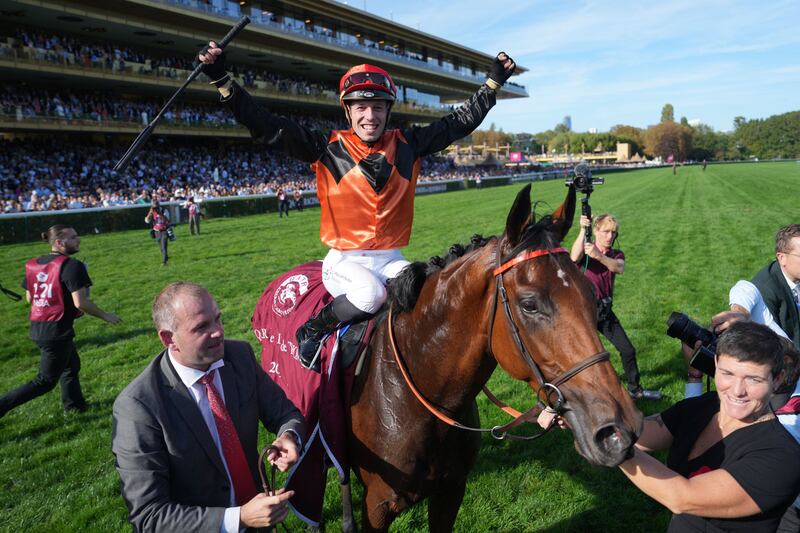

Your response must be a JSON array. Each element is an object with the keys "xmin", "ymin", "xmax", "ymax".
[
  {"xmin": 428, "ymin": 407, "xmax": 480, "ymax": 532},
  {"xmin": 359, "ymin": 478, "xmax": 400, "ymax": 533},
  {"xmin": 426, "ymin": 474, "xmax": 468, "ymax": 533},
  {"xmin": 341, "ymin": 482, "xmax": 356, "ymax": 533}
]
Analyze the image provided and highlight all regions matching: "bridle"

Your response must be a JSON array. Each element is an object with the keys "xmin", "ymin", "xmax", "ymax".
[
  {"xmin": 387, "ymin": 241, "xmax": 609, "ymax": 440},
  {"xmin": 487, "ymin": 245, "xmax": 610, "ymax": 413}
]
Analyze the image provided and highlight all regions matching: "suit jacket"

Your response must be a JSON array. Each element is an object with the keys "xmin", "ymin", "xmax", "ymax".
[
  {"xmin": 112, "ymin": 339, "xmax": 305, "ymax": 533},
  {"xmin": 752, "ymin": 261, "xmax": 800, "ymax": 348}
]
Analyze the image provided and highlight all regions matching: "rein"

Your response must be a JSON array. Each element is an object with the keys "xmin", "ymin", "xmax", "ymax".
[
  {"xmin": 258, "ymin": 445, "xmax": 291, "ymax": 533},
  {"xmin": 387, "ymin": 243, "xmax": 609, "ymax": 440}
]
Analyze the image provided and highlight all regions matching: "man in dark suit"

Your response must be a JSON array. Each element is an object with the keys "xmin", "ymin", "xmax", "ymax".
[
  {"xmin": 752, "ymin": 224, "xmax": 800, "ymax": 348},
  {"xmin": 112, "ymin": 282, "xmax": 305, "ymax": 532}
]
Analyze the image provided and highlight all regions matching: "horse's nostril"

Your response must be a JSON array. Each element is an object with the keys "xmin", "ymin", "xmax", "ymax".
[
  {"xmin": 594, "ymin": 423, "xmax": 631, "ymax": 457},
  {"xmin": 594, "ymin": 424, "xmax": 617, "ymax": 446}
]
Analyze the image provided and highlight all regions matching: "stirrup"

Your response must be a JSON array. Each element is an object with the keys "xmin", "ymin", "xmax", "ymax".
[{"xmin": 299, "ymin": 338, "xmax": 325, "ymax": 373}]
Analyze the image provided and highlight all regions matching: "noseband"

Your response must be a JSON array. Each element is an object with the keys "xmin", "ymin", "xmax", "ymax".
[
  {"xmin": 386, "ymin": 242, "xmax": 609, "ymax": 440},
  {"xmin": 487, "ymin": 244, "xmax": 609, "ymax": 412}
]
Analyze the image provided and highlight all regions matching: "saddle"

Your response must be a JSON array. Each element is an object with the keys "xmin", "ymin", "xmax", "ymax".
[{"xmin": 251, "ymin": 261, "xmax": 374, "ymax": 526}]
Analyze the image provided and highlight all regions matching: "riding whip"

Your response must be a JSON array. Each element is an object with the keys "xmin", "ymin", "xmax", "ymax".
[
  {"xmin": 0, "ymin": 282, "xmax": 22, "ymax": 302},
  {"xmin": 113, "ymin": 15, "xmax": 251, "ymax": 172}
]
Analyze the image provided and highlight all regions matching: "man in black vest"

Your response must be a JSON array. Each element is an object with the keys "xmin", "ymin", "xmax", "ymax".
[
  {"xmin": 752, "ymin": 224, "xmax": 800, "ymax": 348},
  {"xmin": 0, "ymin": 225, "xmax": 121, "ymax": 418}
]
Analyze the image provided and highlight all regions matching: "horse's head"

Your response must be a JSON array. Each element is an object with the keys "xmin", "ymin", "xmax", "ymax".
[{"xmin": 490, "ymin": 184, "xmax": 643, "ymax": 466}]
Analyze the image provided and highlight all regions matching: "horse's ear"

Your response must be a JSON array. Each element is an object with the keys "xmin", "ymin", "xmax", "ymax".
[
  {"xmin": 504, "ymin": 185, "xmax": 532, "ymax": 246},
  {"xmin": 551, "ymin": 184, "xmax": 576, "ymax": 241}
]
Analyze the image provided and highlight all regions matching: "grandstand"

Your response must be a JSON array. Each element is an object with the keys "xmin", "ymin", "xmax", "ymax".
[{"xmin": 0, "ymin": 0, "xmax": 528, "ymax": 215}]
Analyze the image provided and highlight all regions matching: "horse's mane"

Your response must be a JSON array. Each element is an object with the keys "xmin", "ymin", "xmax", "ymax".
[
  {"xmin": 387, "ymin": 234, "xmax": 492, "ymax": 313},
  {"xmin": 388, "ymin": 213, "xmax": 562, "ymax": 313}
]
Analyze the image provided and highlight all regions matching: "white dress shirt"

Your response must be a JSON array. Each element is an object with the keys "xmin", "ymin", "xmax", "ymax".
[
  {"xmin": 729, "ymin": 280, "xmax": 790, "ymax": 339},
  {"xmin": 168, "ymin": 352, "xmax": 242, "ymax": 533}
]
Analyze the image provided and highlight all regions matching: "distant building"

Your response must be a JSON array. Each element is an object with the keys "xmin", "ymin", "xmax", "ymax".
[
  {"xmin": 562, "ymin": 115, "xmax": 572, "ymax": 130},
  {"xmin": 588, "ymin": 127, "xmax": 598, "ymax": 134},
  {"xmin": 616, "ymin": 142, "xmax": 632, "ymax": 161}
]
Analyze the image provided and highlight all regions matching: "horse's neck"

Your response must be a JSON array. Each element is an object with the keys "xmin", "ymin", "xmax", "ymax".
[{"xmin": 393, "ymin": 247, "xmax": 498, "ymax": 408}]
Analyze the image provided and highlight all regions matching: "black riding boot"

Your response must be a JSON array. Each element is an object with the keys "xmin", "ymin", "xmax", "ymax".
[
  {"xmin": 296, "ymin": 295, "xmax": 371, "ymax": 372},
  {"xmin": 296, "ymin": 302, "xmax": 341, "ymax": 372}
]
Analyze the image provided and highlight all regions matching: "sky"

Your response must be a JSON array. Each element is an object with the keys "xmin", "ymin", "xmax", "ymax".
[{"xmin": 345, "ymin": 0, "xmax": 800, "ymax": 134}]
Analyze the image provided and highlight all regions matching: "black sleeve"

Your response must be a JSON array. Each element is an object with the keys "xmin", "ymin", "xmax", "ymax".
[
  {"xmin": 725, "ymin": 424, "xmax": 800, "ymax": 513},
  {"xmin": 402, "ymin": 84, "xmax": 497, "ymax": 157},
  {"xmin": 225, "ymin": 82, "xmax": 329, "ymax": 163},
  {"xmin": 61, "ymin": 259, "xmax": 92, "ymax": 294}
]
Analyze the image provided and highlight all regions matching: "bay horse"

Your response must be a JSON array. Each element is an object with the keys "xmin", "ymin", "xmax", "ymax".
[{"xmin": 345, "ymin": 184, "xmax": 643, "ymax": 532}]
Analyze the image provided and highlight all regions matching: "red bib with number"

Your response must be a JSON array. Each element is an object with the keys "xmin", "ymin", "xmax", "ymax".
[{"xmin": 26, "ymin": 254, "xmax": 72, "ymax": 322}]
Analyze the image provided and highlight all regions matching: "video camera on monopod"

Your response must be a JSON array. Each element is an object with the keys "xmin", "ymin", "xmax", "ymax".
[{"xmin": 565, "ymin": 162, "xmax": 604, "ymax": 242}]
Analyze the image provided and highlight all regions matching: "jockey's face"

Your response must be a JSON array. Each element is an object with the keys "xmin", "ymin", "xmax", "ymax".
[{"xmin": 347, "ymin": 100, "xmax": 389, "ymax": 143}]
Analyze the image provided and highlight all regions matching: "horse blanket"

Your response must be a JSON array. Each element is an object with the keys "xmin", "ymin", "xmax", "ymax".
[{"xmin": 252, "ymin": 261, "xmax": 362, "ymax": 526}]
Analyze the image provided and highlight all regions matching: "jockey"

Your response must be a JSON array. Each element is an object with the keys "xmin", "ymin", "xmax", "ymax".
[{"xmin": 199, "ymin": 44, "xmax": 516, "ymax": 372}]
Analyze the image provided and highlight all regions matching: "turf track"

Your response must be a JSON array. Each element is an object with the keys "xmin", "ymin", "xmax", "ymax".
[{"xmin": 0, "ymin": 161, "xmax": 797, "ymax": 532}]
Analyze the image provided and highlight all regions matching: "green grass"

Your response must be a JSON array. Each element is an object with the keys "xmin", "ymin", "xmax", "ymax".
[{"xmin": 0, "ymin": 161, "xmax": 798, "ymax": 532}]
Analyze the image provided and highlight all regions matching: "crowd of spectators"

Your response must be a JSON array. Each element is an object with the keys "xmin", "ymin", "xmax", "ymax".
[
  {"xmin": 0, "ymin": 137, "xmax": 531, "ymax": 213},
  {"xmin": 1, "ymin": 86, "xmax": 238, "ymax": 127},
  {"xmin": 2, "ymin": 28, "xmax": 469, "ymax": 111},
  {"xmin": 1, "ymin": 85, "xmax": 347, "ymax": 133},
  {"xmin": 0, "ymin": 137, "xmax": 313, "ymax": 212},
  {"xmin": 6, "ymin": 29, "xmax": 192, "ymax": 78},
  {"xmin": 0, "ymin": 28, "xmax": 534, "ymax": 214},
  {"xmin": 4, "ymin": 28, "xmax": 337, "ymax": 95}
]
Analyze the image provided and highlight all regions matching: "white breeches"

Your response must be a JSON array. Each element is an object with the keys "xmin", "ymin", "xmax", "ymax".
[{"xmin": 321, "ymin": 248, "xmax": 410, "ymax": 314}]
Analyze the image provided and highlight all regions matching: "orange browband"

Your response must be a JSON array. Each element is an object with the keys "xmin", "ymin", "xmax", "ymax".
[{"xmin": 492, "ymin": 247, "xmax": 569, "ymax": 276}]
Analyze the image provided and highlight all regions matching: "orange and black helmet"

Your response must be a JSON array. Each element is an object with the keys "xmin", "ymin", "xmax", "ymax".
[{"xmin": 339, "ymin": 64, "xmax": 397, "ymax": 102}]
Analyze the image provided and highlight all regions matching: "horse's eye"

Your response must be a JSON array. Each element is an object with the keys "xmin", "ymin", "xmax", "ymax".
[{"xmin": 520, "ymin": 298, "xmax": 540, "ymax": 315}]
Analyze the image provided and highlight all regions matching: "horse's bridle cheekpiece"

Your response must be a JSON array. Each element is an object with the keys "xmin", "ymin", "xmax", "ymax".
[{"xmin": 387, "ymin": 242, "xmax": 610, "ymax": 441}]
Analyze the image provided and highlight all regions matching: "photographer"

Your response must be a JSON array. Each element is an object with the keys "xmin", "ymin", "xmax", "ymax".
[
  {"xmin": 0, "ymin": 225, "xmax": 121, "ymax": 418},
  {"xmin": 182, "ymin": 196, "xmax": 201, "ymax": 236},
  {"xmin": 277, "ymin": 188, "xmax": 290, "ymax": 218},
  {"xmin": 144, "ymin": 199, "xmax": 172, "ymax": 266},
  {"xmin": 293, "ymin": 187, "xmax": 304, "ymax": 212},
  {"xmin": 541, "ymin": 321, "xmax": 800, "ymax": 532},
  {"xmin": 570, "ymin": 214, "xmax": 661, "ymax": 400}
]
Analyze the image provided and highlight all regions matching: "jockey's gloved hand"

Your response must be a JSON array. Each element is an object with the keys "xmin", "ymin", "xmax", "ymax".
[
  {"xmin": 486, "ymin": 52, "xmax": 516, "ymax": 90},
  {"xmin": 197, "ymin": 43, "xmax": 229, "ymax": 86}
]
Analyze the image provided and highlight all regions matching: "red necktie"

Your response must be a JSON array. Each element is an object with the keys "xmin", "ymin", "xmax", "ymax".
[{"xmin": 198, "ymin": 370, "xmax": 258, "ymax": 505}]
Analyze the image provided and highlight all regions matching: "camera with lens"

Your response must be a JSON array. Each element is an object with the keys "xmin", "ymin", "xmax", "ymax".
[
  {"xmin": 565, "ymin": 162, "xmax": 605, "ymax": 194},
  {"xmin": 166, "ymin": 226, "xmax": 176, "ymax": 241},
  {"xmin": 666, "ymin": 312, "xmax": 717, "ymax": 377}
]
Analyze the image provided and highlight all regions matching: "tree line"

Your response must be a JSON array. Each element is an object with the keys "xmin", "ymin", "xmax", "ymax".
[{"xmin": 466, "ymin": 106, "xmax": 800, "ymax": 161}]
